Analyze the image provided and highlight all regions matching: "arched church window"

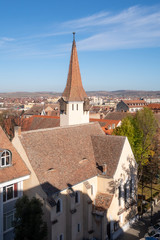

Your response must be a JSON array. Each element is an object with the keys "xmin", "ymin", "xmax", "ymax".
[
  {"xmin": 75, "ymin": 191, "xmax": 80, "ymax": 204},
  {"xmin": 56, "ymin": 199, "xmax": 62, "ymax": 213}
]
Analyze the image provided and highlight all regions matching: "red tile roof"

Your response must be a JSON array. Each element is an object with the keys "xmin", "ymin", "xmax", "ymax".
[
  {"xmin": 148, "ymin": 103, "xmax": 160, "ymax": 110},
  {"xmin": 94, "ymin": 193, "xmax": 113, "ymax": 211},
  {"xmin": 90, "ymin": 118, "xmax": 120, "ymax": 135},
  {"xmin": 21, "ymin": 115, "xmax": 60, "ymax": 131},
  {"xmin": 0, "ymin": 127, "xmax": 30, "ymax": 183},
  {"xmin": 123, "ymin": 100, "xmax": 146, "ymax": 104}
]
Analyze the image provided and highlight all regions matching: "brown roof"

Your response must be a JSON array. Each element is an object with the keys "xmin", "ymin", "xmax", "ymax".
[
  {"xmin": 19, "ymin": 122, "xmax": 104, "ymax": 195},
  {"xmin": 94, "ymin": 193, "xmax": 113, "ymax": 211},
  {"xmin": 17, "ymin": 123, "xmax": 126, "ymax": 197},
  {"xmin": 0, "ymin": 127, "xmax": 30, "ymax": 184},
  {"xmin": 105, "ymin": 112, "xmax": 134, "ymax": 121},
  {"xmin": 123, "ymin": 100, "xmax": 146, "ymax": 105},
  {"xmin": 21, "ymin": 115, "xmax": 60, "ymax": 131},
  {"xmin": 91, "ymin": 135, "xmax": 126, "ymax": 177},
  {"xmin": 148, "ymin": 103, "xmax": 160, "ymax": 110},
  {"xmin": 62, "ymin": 39, "xmax": 88, "ymax": 101},
  {"xmin": 24, "ymin": 104, "xmax": 44, "ymax": 115},
  {"xmin": 90, "ymin": 118, "xmax": 120, "ymax": 127}
]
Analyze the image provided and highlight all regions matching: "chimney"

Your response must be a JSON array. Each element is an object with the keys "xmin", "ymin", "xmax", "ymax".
[
  {"xmin": 14, "ymin": 126, "xmax": 21, "ymax": 137},
  {"xmin": 102, "ymin": 163, "xmax": 107, "ymax": 174}
]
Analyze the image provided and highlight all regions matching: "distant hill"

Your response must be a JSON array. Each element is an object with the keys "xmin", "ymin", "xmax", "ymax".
[
  {"xmin": 86, "ymin": 90, "xmax": 160, "ymax": 98},
  {"xmin": 0, "ymin": 90, "xmax": 160, "ymax": 98},
  {"xmin": 0, "ymin": 92, "xmax": 60, "ymax": 98}
]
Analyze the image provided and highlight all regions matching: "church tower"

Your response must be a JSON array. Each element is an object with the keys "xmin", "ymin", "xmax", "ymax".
[{"xmin": 59, "ymin": 33, "xmax": 90, "ymax": 126}]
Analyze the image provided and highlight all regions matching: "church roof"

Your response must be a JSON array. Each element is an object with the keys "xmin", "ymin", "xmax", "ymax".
[
  {"xmin": 62, "ymin": 34, "xmax": 88, "ymax": 101},
  {"xmin": 17, "ymin": 123, "xmax": 127, "ymax": 196},
  {"xmin": 19, "ymin": 122, "xmax": 103, "ymax": 195}
]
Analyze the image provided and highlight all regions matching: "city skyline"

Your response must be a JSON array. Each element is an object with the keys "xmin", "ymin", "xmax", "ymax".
[{"xmin": 0, "ymin": 0, "xmax": 160, "ymax": 92}]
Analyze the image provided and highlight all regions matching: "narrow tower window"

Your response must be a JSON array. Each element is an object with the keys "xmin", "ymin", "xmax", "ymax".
[
  {"xmin": 77, "ymin": 104, "xmax": 78, "ymax": 110},
  {"xmin": 72, "ymin": 104, "xmax": 74, "ymax": 111}
]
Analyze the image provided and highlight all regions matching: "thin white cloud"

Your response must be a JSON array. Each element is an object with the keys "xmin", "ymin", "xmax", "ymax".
[{"xmin": 0, "ymin": 4, "xmax": 160, "ymax": 58}]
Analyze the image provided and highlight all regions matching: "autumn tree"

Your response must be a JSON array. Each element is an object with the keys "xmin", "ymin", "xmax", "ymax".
[
  {"xmin": 14, "ymin": 195, "xmax": 47, "ymax": 240},
  {"xmin": 113, "ymin": 108, "xmax": 158, "ymax": 180}
]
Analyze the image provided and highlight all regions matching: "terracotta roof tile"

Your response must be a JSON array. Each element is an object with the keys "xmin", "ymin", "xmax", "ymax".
[
  {"xmin": 148, "ymin": 103, "xmax": 160, "ymax": 109},
  {"xmin": 123, "ymin": 100, "xmax": 146, "ymax": 104},
  {"xmin": 94, "ymin": 193, "xmax": 113, "ymax": 211},
  {"xmin": 0, "ymin": 127, "xmax": 30, "ymax": 183},
  {"xmin": 19, "ymin": 122, "xmax": 104, "ymax": 194},
  {"xmin": 90, "ymin": 118, "xmax": 120, "ymax": 135},
  {"xmin": 21, "ymin": 116, "xmax": 60, "ymax": 131},
  {"xmin": 62, "ymin": 39, "xmax": 88, "ymax": 101}
]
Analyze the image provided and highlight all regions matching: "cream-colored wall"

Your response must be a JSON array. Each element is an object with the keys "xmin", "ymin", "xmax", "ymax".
[
  {"xmin": 107, "ymin": 137, "xmax": 137, "ymax": 228},
  {"xmin": 60, "ymin": 101, "xmax": 89, "ymax": 126},
  {"xmin": 50, "ymin": 176, "xmax": 97, "ymax": 240},
  {"xmin": 12, "ymin": 133, "xmax": 137, "ymax": 240},
  {"xmin": 12, "ymin": 136, "xmax": 52, "ymax": 240}
]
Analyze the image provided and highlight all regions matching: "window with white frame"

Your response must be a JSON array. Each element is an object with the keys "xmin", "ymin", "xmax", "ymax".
[
  {"xmin": 0, "ymin": 150, "xmax": 12, "ymax": 167},
  {"xmin": 3, "ymin": 183, "xmax": 18, "ymax": 202},
  {"xmin": 56, "ymin": 199, "xmax": 62, "ymax": 213},
  {"xmin": 72, "ymin": 104, "xmax": 74, "ymax": 111},
  {"xmin": 3, "ymin": 209, "xmax": 15, "ymax": 232}
]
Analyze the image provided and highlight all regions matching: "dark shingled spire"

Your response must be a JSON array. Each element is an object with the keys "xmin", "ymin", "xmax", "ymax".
[{"xmin": 62, "ymin": 33, "xmax": 88, "ymax": 101}]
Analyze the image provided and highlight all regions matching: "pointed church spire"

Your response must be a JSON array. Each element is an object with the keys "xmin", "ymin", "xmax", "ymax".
[{"xmin": 62, "ymin": 33, "xmax": 88, "ymax": 101}]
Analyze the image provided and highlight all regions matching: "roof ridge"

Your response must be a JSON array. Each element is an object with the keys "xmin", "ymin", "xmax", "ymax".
[{"xmin": 21, "ymin": 122, "xmax": 98, "ymax": 134}]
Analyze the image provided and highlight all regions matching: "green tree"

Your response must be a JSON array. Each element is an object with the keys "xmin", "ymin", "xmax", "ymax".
[
  {"xmin": 113, "ymin": 108, "xmax": 158, "ymax": 180},
  {"xmin": 14, "ymin": 195, "xmax": 47, "ymax": 240},
  {"xmin": 113, "ymin": 115, "xmax": 135, "ymax": 150}
]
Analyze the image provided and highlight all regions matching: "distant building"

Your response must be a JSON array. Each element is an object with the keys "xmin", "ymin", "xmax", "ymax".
[
  {"xmin": 116, "ymin": 99, "xmax": 147, "ymax": 112},
  {"xmin": 148, "ymin": 103, "xmax": 160, "ymax": 113},
  {"xmin": 23, "ymin": 104, "xmax": 59, "ymax": 118},
  {"xmin": 144, "ymin": 98, "xmax": 160, "ymax": 104},
  {"xmin": 90, "ymin": 118, "xmax": 121, "ymax": 135}
]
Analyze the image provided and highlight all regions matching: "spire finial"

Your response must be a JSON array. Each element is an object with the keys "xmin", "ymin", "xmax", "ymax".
[{"xmin": 73, "ymin": 32, "xmax": 75, "ymax": 42}]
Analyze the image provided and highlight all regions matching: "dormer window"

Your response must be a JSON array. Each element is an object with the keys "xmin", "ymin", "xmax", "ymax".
[{"xmin": 0, "ymin": 150, "xmax": 12, "ymax": 167}]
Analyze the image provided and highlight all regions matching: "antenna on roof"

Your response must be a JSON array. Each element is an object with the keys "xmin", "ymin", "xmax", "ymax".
[{"xmin": 73, "ymin": 32, "xmax": 76, "ymax": 41}]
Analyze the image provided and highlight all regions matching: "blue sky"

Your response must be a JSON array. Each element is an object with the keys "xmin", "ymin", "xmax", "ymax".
[{"xmin": 0, "ymin": 0, "xmax": 160, "ymax": 92}]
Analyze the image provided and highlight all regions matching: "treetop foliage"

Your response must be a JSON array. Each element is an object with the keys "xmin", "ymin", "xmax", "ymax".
[
  {"xmin": 113, "ymin": 108, "xmax": 158, "ymax": 174},
  {"xmin": 14, "ymin": 195, "xmax": 47, "ymax": 240}
]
